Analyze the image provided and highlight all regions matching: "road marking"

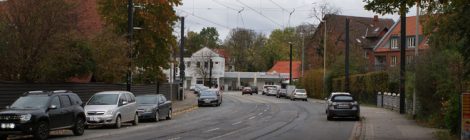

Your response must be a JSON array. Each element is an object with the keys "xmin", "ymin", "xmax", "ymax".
[
  {"xmin": 264, "ymin": 109, "xmax": 267, "ymax": 112},
  {"xmin": 168, "ymin": 137, "xmax": 181, "ymax": 140},
  {"xmin": 232, "ymin": 121, "xmax": 242, "ymax": 125},
  {"xmin": 248, "ymin": 116, "xmax": 256, "ymax": 120},
  {"xmin": 206, "ymin": 128, "xmax": 220, "ymax": 133},
  {"xmin": 258, "ymin": 113, "xmax": 263, "ymax": 115}
]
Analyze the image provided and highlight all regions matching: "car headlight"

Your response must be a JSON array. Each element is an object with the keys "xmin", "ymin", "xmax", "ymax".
[
  {"xmin": 105, "ymin": 109, "xmax": 115, "ymax": 115},
  {"xmin": 351, "ymin": 101, "xmax": 358, "ymax": 105},
  {"xmin": 332, "ymin": 102, "xmax": 338, "ymax": 106},
  {"xmin": 20, "ymin": 114, "xmax": 31, "ymax": 123}
]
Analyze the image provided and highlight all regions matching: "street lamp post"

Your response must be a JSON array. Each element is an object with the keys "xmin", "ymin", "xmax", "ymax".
[
  {"xmin": 322, "ymin": 20, "xmax": 327, "ymax": 97},
  {"xmin": 127, "ymin": 0, "xmax": 134, "ymax": 92},
  {"xmin": 289, "ymin": 42, "xmax": 293, "ymax": 85}
]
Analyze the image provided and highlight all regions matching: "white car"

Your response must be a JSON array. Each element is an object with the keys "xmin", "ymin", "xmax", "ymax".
[
  {"xmin": 84, "ymin": 91, "xmax": 139, "ymax": 128},
  {"xmin": 290, "ymin": 89, "xmax": 308, "ymax": 101}
]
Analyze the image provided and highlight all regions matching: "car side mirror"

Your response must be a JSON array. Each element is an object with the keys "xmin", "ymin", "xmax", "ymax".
[
  {"xmin": 122, "ymin": 101, "xmax": 128, "ymax": 105},
  {"xmin": 49, "ymin": 105, "xmax": 58, "ymax": 109}
]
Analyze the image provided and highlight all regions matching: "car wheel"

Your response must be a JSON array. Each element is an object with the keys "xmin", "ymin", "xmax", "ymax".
[
  {"xmin": 327, "ymin": 116, "xmax": 333, "ymax": 121},
  {"xmin": 33, "ymin": 120, "xmax": 49, "ymax": 140},
  {"xmin": 166, "ymin": 109, "xmax": 172, "ymax": 120},
  {"xmin": 304, "ymin": 99, "xmax": 308, "ymax": 101},
  {"xmin": 132, "ymin": 113, "xmax": 139, "ymax": 125},
  {"xmin": 114, "ymin": 116, "xmax": 122, "ymax": 129},
  {"xmin": 72, "ymin": 116, "xmax": 85, "ymax": 136},
  {"xmin": 355, "ymin": 116, "xmax": 360, "ymax": 121},
  {"xmin": 251, "ymin": 93, "xmax": 253, "ymax": 95},
  {"xmin": 154, "ymin": 111, "xmax": 160, "ymax": 122}
]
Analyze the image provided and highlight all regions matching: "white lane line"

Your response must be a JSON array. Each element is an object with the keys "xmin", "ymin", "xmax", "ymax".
[
  {"xmin": 205, "ymin": 128, "xmax": 220, "ymax": 133},
  {"xmin": 264, "ymin": 109, "xmax": 267, "ymax": 112},
  {"xmin": 232, "ymin": 121, "xmax": 242, "ymax": 125},
  {"xmin": 248, "ymin": 116, "xmax": 256, "ymax": 120},
  {"xmin": 168, "ymin": 137, "xmax": 181, "ymax": 140},
  {"xmin": 258, "ymin": 113, "xmax": 263, "ymax": 116}
]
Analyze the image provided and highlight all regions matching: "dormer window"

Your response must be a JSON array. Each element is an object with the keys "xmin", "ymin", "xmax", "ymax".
[
  {"xmin": 408, "ymin": 37, "xmax": 416, "ymax": 48},
  {"xmin": 391, "ymin": 38, "xmax": 398, "ymax": 49}
]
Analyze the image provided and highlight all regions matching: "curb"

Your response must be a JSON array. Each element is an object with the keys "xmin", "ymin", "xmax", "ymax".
[
  {"xmin": 172, "ymin": 105, "xmax": 198, "ymax": 116},
  {"xmin": 349, "ymin": 117, "xmax": 366, "ymax": 140}
]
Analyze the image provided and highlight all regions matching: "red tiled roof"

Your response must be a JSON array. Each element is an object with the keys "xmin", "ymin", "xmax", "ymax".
[
  {"xmin": 390, "ymin": 16, "xmax": 423, "ymax": 36},
  {"xmin": 214, "ymin": 49, "xmax": 229, "ymax": 59},
  {"xmin": 268, "ymin": 61, "xmax": 301, "ymax": 79}
]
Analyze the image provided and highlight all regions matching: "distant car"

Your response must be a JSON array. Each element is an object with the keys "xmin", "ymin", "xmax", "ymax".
[
  {"xmin": 266, "ymin": 87, "xmax": 278, "ymax": 96},
  {"xmin": 250, "ymin": 86, "xmax": 258, "ymax": 94},
  {"xmin": 242, "ymin": 87, "xmax": 253, "ymax": 95},
  {"xmin": 136, "ymin": 94, "xmax": 172, "ymax": 122},
  {"xmin": 290, "ymin": 89, "xmax": 308, "ymax": 101},
  {"xmin": 326, "ymin": 93, "xmax": 360, "ymax": 121},
  {"xmin": 85, "ymin": 91, "xmax": 138, "ymax": 128},
  {"xmin": 194, "ymin": 85, "xmax": 209, "ymax": 95},
  {"xmin": 262, "ymin": 85, "xmax": 277, "ymax": 95},
  {"xmin": 198, "ymin": 89, "xmax": 222, "ymax": 107},
  {"xmin": 0, "ymin": 90, "xmax": 86, "ymax": 140},
  {"xmin": 325, "ymin": 92, "xmax": 352, "ymax": 114}
]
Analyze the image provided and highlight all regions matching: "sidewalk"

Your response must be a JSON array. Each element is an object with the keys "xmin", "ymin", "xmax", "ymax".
[
  {"xmin": 172, "ymin": 90, "xmax": 198, "ymax": 116},
  {"xmin": 355, "ymin": 106, "xmax": 437, "ymax": 140}
]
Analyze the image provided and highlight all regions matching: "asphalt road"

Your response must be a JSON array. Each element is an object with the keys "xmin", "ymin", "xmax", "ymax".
[{"xmin": 44, "ymin": 91, "xmax": 357, "ymax": 140}]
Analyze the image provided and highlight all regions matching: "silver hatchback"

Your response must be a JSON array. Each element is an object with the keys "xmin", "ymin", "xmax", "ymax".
[{"xmin": 84, "ymin": 91, "xmax": 139, "ymax": 128}]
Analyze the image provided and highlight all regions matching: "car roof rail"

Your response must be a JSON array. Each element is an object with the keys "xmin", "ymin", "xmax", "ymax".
[
  {"xmin": 52, "ymin": 90, "xmax": 72, "ymax": 93},
  {"xmin": 23, "ymin": 90, "xmax": 46, "ymax": 96}
]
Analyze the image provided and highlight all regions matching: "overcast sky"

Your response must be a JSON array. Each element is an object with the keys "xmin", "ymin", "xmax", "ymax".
[{"xmin": 174, "ymin": 0, "xmax": 418, "ymax": 41}]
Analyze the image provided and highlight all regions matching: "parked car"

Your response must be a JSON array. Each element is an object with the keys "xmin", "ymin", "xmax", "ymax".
[
  {"xmin": 262, "ymin": 85, "xmax": 277, "ymax": 95},
  {"xmin": 198, "ymin": 89, "xmax": 222, "ymax": 107},
  {"xmin": 242, "ymin": 87, "xmax": 253, "ymax": 95},
  {"xmin": 325, "ymin": 92, "xmax": 351, "ymax": 114},
  {"xmin": 326, "ymin": 93, "xmax": 360, "ymax": 121},
  {"xmin": 0, "ymin": 90, "xmax": 86, "ymax": 140},
  {"xmin": 266, "ymin": 87, "xmax": 278, "ymax": 96},
  {"xmin": 289, "ymin": 89, "xmax": 308, "ymax": 101},
  {"xmin": 136, "ymin": 94, "xmax": 172, "ymax": 122},
  {"xmin": 84, "ymin": 91, "xmax": 138, "ymax": 128},
  {"xmin": 250, "ymin": 86, "xmax": 258, "ymax": 94},
  {"xmin": 194, "ymin": 85, "xmax": 208, "ymax": 95}
]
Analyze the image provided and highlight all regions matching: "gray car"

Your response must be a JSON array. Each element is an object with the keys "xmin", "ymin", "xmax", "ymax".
[
  {"xmin": 198, "ymin": 89, "xmax": 222, "ymax": 107},
  {"xmin": 326, "ymin": 93, "xmax": 360, "ymax": 121},
  {"xmin": 289, "ymin": 89, "xmax": 308, "ymax": 101},
  {"xmin": 136, "ymin": 94, "xmax": 172, "ymax": 122},
  {"xmin": 84, "ymin": 91, "xmax": 139, "ymax": 128}
]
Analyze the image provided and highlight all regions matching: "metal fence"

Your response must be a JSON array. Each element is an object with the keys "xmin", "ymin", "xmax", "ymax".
[
  {"xmin": 0, "ymin": 83, "xmax": 180, "ymax": 109},
  {"xmin": 376, "ymin": 92, "xmax": 418, "ymax": 114}
]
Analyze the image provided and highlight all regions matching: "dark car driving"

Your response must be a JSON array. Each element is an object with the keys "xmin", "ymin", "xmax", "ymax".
[
  {"xmin": 136, "ymin": 94, "xmax": 172, "ymax": 122},
  {"xmin": 198, "ymin": 89, "xmax": 222, "ymax": 107},
  {"xmin": 250, "ymin": 86, "xmax": 258, "ymax": 94},
  {"xmin": 326, "ymin": 93, "xmax": 360, "ymax": 121},
  {"xmin": 0, "ymin": 90, "xmax": 86, "ymax": 140},
  {"xmin": 242, "ymin": 87, "xmax": 253, "ymax": 95}
]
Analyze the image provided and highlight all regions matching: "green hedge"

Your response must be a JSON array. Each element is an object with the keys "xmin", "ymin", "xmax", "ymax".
[{"xmin": 332, "ymin": 72, "xmax": 389, "ymax": 104}]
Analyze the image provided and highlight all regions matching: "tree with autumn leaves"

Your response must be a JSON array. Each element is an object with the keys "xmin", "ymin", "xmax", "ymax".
[{"xmin": 98, "ymin": 0, "xmax": 181, "ymax": 84}]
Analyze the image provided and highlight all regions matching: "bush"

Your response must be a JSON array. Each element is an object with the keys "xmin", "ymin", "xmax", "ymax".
[
  {"xmin": 301, "ymin": 69, "xmax": 325, "ymax": 99},
  {"xmin": 332, "ymin": 71, "xmax": 389, "ymax": 104}
]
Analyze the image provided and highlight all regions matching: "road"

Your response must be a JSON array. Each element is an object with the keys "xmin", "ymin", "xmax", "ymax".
[{"xmin": 48, "ymin": 91, "xmax": 357, "ymax": 140}]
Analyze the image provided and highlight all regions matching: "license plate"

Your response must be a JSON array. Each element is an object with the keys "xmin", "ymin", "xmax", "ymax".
[
  {"xmin": 88, "ymin": 116, "xmax": 99, "ymax": 121},
  {"xmin": 338, "ymin": 105, "xmax": 349, "ymax": 108}
]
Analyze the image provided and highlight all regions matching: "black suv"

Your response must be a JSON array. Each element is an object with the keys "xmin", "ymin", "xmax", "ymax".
[{"xmin": 0, "ymin": 90, "xmax": 86, "ymax": 140}]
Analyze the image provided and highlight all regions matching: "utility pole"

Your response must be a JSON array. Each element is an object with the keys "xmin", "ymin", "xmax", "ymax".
[
  {"xmin": 289, "ymin": 42, "xmax": 293, "ymax": 85},
  {"xmin": 301, "ymin": 32, "xmax": 305, "ymax": 77},
  {"xmin": 399, "ymin": 0, "xmax": 407, "ymax": 114},
  {"xmin": 345, "ymin": 18, "xmax": 350, "ymax": 93},
  {"xmin": 413, "ymin": 0, "xmax": 420, "ymax": 118},
  {"xmin": 179, "ymin": 17, "xmax": 185, "ymax": 90},
  {"xmin": 126, "ymin": 0, "xmax": 134, "ymax": 92},
  {"xmin": 323, "ymin": 19, "xmax": 327, "ymax": 97}
]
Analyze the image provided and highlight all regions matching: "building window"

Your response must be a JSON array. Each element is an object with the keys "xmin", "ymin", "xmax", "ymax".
[
  {"xmin": 391, "ymin": 38, "xmax": 398, "ymax": 49},
  {"xmin": 186, "ymin": 62, "xmax": 191, "ymax": 68},
  {"xmin": 408, "ymin": 37, "xmax": 416, "ymax": 48},
  {"xmin": 391, "ymin": 56, "xmax": 397, "ymax": 66},
  {"xmin": 204, "ymin": 62, "xmax": 208, "ymax": 68},
  {"xmin": 407, "ymin": 55, "xmax": 414, "ymax": 64},
  {"xmin": 197, "ymin": 62, "xmax": 201, "ymax": 68}
]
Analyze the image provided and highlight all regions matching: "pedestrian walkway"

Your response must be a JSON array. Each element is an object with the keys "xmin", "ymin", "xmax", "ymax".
[
  {"xmin": 356, "ymin": 106, "xmax": 437, "ymax": 140},
  {"xmin": 172, "ymin": 90, "xmax": 198, "ymax": 115}
]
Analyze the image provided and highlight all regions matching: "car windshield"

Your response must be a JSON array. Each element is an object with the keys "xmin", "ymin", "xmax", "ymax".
[
  {"xmin": 136, "ymin": 96, "xmax": 158, "ymax": 105},
  {"xmin": 296, "ymin": 89, "xmax": 306, "ymax": 93},
  {"xmin": 332, "ymin": 95, "xmax": 354, "ymax": 101},
  {"xmin": 200, "ymin": 91, "xmax": 216, "ymax": 97},
  {"xmin": 10, "ymin": 96, "xmax": 49, "ymax": 109},
  {"xmin": 87, "ymin": 94, "xmax": 119, "ymax": 105}
]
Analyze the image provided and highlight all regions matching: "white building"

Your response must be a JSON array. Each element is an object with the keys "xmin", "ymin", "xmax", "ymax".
[{"xmin": 164, "ymin": 47, "xmax": 225, "ymax": 89}]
